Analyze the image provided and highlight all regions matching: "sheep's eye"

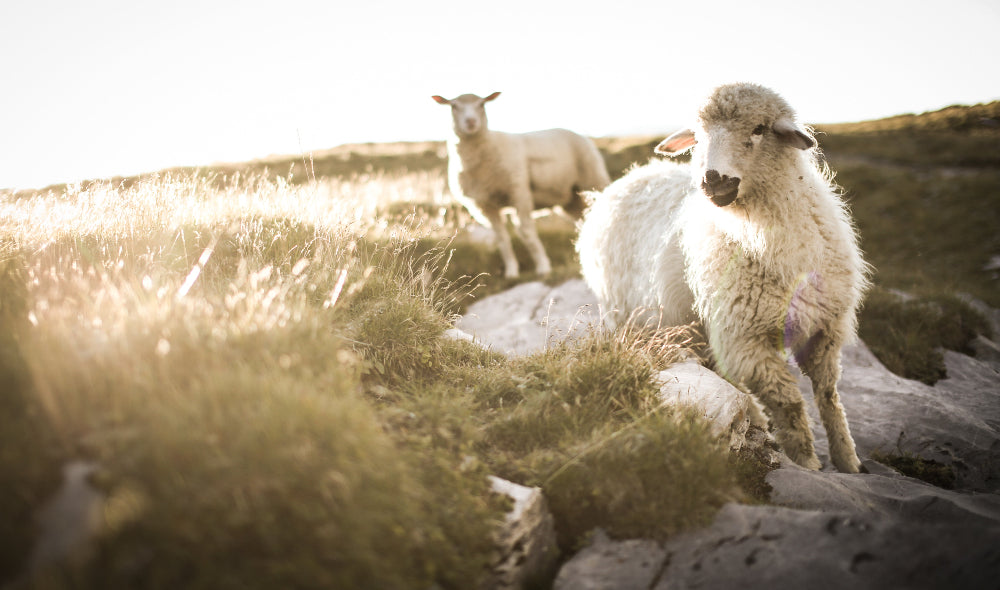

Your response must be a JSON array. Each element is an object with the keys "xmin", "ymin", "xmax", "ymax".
[{"xmin": 752, "ymin": 124, "xmax": 767, "ymax": 136}]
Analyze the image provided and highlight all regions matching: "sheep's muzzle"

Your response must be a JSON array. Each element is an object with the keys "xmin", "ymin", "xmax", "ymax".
[{"xmin": 701, "ymin": 170, "xmax": 740, "ymax": 207}]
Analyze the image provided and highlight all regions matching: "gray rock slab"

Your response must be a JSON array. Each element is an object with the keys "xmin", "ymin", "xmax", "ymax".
[
  {"xmin": 650, "ymin": 502, "xmax": 1000, "ymax": 590},
  {"xmin": 799, "ymin": 340, "xmax": 1000, "ymax": 491},
  {"xmin": 552, "ymin": 529, "xmax": 667, "ymax": 590},
  {"xmin": 657, "ymin": 360, "xmax": 771, "ymax": 453},
  {"xmin": 455, "ymin": 280, "xmax": 600, "ymax": 356},
  {"xmin": 768, "ymin": 459, "xmax": 1000, "ymax": 522}
]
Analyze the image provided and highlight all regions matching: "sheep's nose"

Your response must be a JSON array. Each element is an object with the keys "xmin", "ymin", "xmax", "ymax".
[{"xmin": 701, "ymin": 170, "xmax": 741, "ymax": 207}]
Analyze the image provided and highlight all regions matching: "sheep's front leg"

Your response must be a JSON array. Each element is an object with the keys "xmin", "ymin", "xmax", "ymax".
[
  {"xmin": 483, "ymin": 207, "xmax": 519, "ymax": 278},
  {"xmin": 717, "ymin": 339, "xmax": 822, "ymax": 470},
  {"xmin": 798, "ymin": 333, "xmax": 862, "ymax": 473},
  {"xmin": 513, "ymin": 202, "xmax": 552, "ymax": 276}
]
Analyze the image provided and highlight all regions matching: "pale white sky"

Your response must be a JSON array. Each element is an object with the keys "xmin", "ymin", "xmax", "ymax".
[{"xmin": 2, "ymin": 0, "xmax": 998, "ymax": 190}]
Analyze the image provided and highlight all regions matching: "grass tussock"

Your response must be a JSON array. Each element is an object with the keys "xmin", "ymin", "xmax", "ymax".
[
  {"xmin": 870, "ymin": 450, "xmax": 957, "ymax": 490},
  {"xmin": 858, "ymin": 288, "xmax": 990, "ymax": 385},
  {"xmin": 870, "ymin": 431, "xmax": 957, "ymax": 489},
  {"xmin": 471, "ymin": 328, "xmax": 739, "ymax": 549}
]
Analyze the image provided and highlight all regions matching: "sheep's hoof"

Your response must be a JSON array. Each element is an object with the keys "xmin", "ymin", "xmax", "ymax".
[
  {"xmin": 787, "ymin": 450, "xmax": 822, "ymax": 471},
  {"xmin": 801, "ymin": 455, "xmax": 823, "ymax": 471},
  {"xmin": 832, "ymin": 455, "xmax": 863, "ymax": 474}
]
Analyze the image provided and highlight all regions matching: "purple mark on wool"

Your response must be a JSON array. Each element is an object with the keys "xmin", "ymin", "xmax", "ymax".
[{"xmin": 784, "ymin": 270, "xmax": 824, "ymax": 365}]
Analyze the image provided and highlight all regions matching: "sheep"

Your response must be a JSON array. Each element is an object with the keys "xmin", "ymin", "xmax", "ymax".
[
  {"xmin": 432, "ymin": 92, "xmax": 611, "ymax": 278},
  {"xmin": 577, "ymin": 83, "xmax": 870, "ymax": 473}
]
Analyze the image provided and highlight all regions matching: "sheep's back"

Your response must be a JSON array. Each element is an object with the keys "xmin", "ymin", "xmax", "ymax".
[
  {"xmin": 578, "ymin": 159, "xmax": 696, "ymax": 328},
  {"xmin": 521, "ymin": 129, "xmax": 608, "ymax": 199}
]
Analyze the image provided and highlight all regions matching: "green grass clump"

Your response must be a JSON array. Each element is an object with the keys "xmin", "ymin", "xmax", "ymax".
[
  {"xmin": 870, "ymin": 450, "xmax": 956, "ymax": 489},
  {"xmin": 542, "ymin": 411, "xmax": 736, "ymax": 546},
  {"xmin": 859, "ymin": 288, "xmax": 991, "ymax": 385},
  {"xmin": 466, "ymin": 329, "xmax": 740, "ymax": 550}
]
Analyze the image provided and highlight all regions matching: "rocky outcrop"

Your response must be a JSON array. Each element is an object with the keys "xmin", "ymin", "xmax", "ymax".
[
  {"xmin": 457, "ymin": 280, "xmax": 1000, "ymax": 589},
  {"xmin": 657, "ymin": 501, "xmax": 999, "ymax": 590},
  {"xmin": 454, "ymin": 280, "xmax": 600, "ymax": 356},
  {"xmin": 800, "ymin": 341, "xmax": 1000, "ymax": 492}
]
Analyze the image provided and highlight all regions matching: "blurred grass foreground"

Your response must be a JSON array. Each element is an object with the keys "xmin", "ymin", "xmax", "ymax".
[{"xmin": 2, "ymin": 99, "xmax": 998, "ymax": 588}]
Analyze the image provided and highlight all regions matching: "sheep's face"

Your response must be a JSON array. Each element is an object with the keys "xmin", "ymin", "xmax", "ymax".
[
  {"xmin": 432, "ymin": 92, "xmax": 501, "ymax": 138},
  {"xmin": 655, "ymin": 83, "xmax": 815, "ymax": 208}
]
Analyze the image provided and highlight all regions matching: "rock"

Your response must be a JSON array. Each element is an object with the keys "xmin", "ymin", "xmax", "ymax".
[
  {"xmin": 460, "ymin": 280, "xmax": 1000, "ymax": 588},
  {"xmin": 650, "ymin": 502, "xmax": 1000, "ymax": 590},
  {"xmin": 767, "ymin": 459, "xmax": 1000, "ymax": 521},
  {"xmin": 443, "ymin": 327, "xmax": 476, "ymax": 343},
  {"xmin": 552, "ymin": 529, "xmax": 667, "ymax": 590},
  {"xmin": 29, "ymin": 461, "xmax": 104, "ymax": 571},
  {"xmin": 799, "ymin": 341, "xmax": 1000, "ymax": 492},
  {"xmin": 959, "ymin": 294, "xmax": 1000, "ymax": 369},
  {"xmin": 484, "ymin": 476, "xmax": 559, "ymax": 590},
  {"xmin": 455, "ymin": 280, "xmax": 600, "ymax": 356},
  {"xmin": 557, "ymin": 474, "xmax": 1000, "ymax": 590},
  {"xmin": 657, "ymin": 360, "xmax": 771, "ymax": 453},
  {"xmin": 970, "ymin": 334, "xmax": 1000, "ymax": 370}
]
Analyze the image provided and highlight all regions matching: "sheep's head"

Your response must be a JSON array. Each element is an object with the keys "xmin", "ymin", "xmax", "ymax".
[
  {"xmin": 431, "ymin": 92, "xmax": 501, "ymax": 138},
  {"xmin": 655, "ymin": 83, "xmax": 815, "ymax": 207}
]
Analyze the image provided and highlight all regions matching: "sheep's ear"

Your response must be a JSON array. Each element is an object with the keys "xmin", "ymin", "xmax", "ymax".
[
  {"xmin": 773, "ymin": 118, "xmax": 815, "ymax": 150},
  {"xmin": 483, "ymin": 91, "xmax": 501, "ymax": 102},
  {"xmin": 431, "ymin": 95, "xmax": 451, "ymax": 105},
  {"xmin": 655, "ymin": 129, "xmax": 696, "ymax": 156}
]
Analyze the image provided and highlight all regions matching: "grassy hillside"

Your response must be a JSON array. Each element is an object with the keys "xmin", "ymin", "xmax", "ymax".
[
  {"xmin": 2, "ymin": 101, "xmax": 997, "ymax": 587},
  {"xmin": 816, "ymin": 102, "xmax": 1000, "ymax": 382}
]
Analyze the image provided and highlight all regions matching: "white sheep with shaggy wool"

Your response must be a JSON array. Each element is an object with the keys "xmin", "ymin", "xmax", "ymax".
[
  {"xmin": 577, "ymin": 83, "xmax": 871, "ymax": 473},
  {"xmin": 433, "ymin": 92, "xmax": 610, "ymax": 278}
]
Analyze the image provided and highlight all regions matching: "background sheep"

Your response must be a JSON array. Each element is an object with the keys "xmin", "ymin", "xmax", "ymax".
[
  {"xmin": 432, "ymin": 92, "xmax": 611, "ymax": 278},
  {"xmin": 577, "ymin": 83, "xmax": 870, "ymax": 473}
]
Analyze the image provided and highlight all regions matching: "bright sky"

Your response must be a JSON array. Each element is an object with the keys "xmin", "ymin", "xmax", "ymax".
[{"xmin": 2, "ymin": 0, "xmax": 998, "ymax": 190}]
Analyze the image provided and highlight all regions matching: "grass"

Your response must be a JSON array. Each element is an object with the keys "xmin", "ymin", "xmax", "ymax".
[
  {"xmin": 858, "ymin": 289, "xmax": 991, "ymax": 385},
  {"xmin": 870, "ymin": 451, "xmax": 957, "ymax": 490},
  {"xmin": 820, "ymin": 101, "xmax": 1000, "ymax": 381},
  {"xmin": 870, "ymin": 432, "xmax": 957, "ymax": 489},
  {"xmin": 1, "ymin": 171, "xmax": 744, "ymax": 589},
  {"xmin": 816, "ymin": 100, "xmax": 1000, "ymax": 167}
]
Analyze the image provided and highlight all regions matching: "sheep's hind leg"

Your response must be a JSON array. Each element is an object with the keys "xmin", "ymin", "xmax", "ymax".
[
  {"xmin": 798, "ymin": 334, "xmax": 862, "ymax": 474},
  {"xmin": 483, "ymin": 208, "xmax": 519, "ymax": 278},
  {"xmin": 724, "ymin": 344, "xmax": 822, "ymax": 470}
]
